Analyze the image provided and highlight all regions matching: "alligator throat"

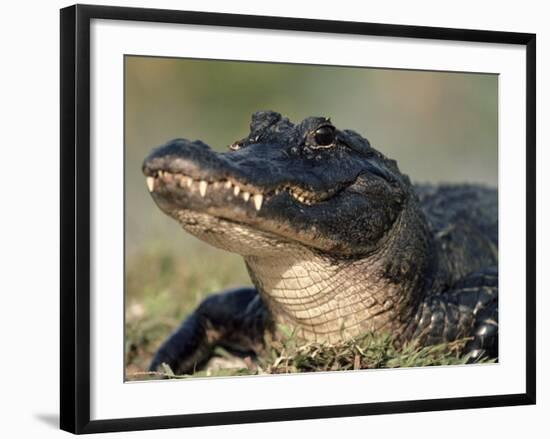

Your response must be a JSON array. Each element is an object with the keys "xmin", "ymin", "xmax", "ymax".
[{"xmin": 245, "ymin": 243, "xmax": 425, "ymax": 344}]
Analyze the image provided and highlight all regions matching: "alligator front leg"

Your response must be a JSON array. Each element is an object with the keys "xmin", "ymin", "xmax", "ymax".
[
  {"xmin": 149, "ymin": 287, "xmax": 269, "ymax": 375},
  {"xmin": 411, "ymin": 267, "xmax": 498, "ymax": 361}
]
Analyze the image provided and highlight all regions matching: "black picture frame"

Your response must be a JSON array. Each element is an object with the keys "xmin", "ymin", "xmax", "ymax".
[{"xmin": 60, "ymin": 4, "xmax": 536, "ymax": 434}]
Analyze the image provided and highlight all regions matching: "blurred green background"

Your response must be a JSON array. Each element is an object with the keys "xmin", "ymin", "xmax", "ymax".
[{"xmin": 124, "ymin": 56, "xmax": 497, "ymax": 376}]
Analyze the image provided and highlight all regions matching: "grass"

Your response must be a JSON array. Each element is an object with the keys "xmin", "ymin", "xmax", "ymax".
[
  {"xmin": 125, "ymin": 241, "xmax": 250, "ymax": 377},
  {"xmin": 125, "ymin": 247, "xmax": 494, "ymax": 381}
]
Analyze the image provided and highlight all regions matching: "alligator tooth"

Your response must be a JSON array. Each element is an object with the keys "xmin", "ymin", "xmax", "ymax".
[
  {"xmin": 213, "ymin": 181, "xmax": 220, "ymax": 189},
  {"xmin": 225, "ymin": 180, "xmax": 232, "ymax": 189},
  {"xmin": 146, "ymin": 177, "xmax": 155, "ymax": 192},
  {"xmin": 253, "ymin": 194, "xmax": 263, "ymax": 211},
  {"xmin": 242, "ymin": 191, "xmax": 250, "ymax": 202},
  {"xmin": 186, "ymin": 178, "xmax": 193, "ymax": 188},
  {"xmin": 199, "ymin": 180, "xmax": 208, "ymax": 197},
  {"xmin": 233, "ymin": 186, "xmax": 241, "ymax": 196},
  {"xmin": 180, "ymin": 176, "xmax": 190, "ymax": 187},
  {"xmin": 158, "ymin": 170, "xmax": 164, "ymax": 177},
  {"xmin": 298, "ymin": 195, "xmax": 305, "ymax": 203}
]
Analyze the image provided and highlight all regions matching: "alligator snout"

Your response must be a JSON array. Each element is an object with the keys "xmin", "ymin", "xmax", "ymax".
[{"xmin": 142, "ymin": 138, "xmax": 223, "ymax": 179}]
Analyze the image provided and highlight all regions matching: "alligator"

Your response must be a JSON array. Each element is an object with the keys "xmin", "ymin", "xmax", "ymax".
[{"xmin": 142, "ymin": 111, "xmax": 498, "ymax": 374}]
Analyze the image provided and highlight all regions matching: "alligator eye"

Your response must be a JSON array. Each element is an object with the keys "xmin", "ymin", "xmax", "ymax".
[{"xmin": 313, "ymin": 125, "xmax": 335, "ymax": 147}]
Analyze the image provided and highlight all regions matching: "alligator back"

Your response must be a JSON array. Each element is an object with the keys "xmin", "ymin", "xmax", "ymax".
[{"xmin": 415, "ymin": 184, "xmax": 498, "ymax": 285}]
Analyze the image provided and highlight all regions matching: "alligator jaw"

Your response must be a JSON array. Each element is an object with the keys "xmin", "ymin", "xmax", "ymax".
[
  {"xmin": 144, "ymin": 168, "xmax": 338, "ymax": 210},
  {"xmin": 143, "ymin": 166, "xmax": 326, "ymax": 254},
  {"xmin": 145, "ymin": 169, "xmax": 273, "ymax": 213}
]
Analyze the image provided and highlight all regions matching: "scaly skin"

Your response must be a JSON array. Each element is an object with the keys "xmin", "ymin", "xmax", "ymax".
[{"xmin": 143, "ymin": 111, "xmax": 498, "ymax": 374}]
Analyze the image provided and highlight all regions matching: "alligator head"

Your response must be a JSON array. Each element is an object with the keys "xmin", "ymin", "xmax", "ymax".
[{"xmin": 143, "ymin": 111, "xmax": 415, "ymax": 257}]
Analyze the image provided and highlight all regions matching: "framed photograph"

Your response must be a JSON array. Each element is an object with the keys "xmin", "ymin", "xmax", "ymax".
[{"xmin": 60, "ymin": 4, "xmax": 536, "ymax": 434}]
